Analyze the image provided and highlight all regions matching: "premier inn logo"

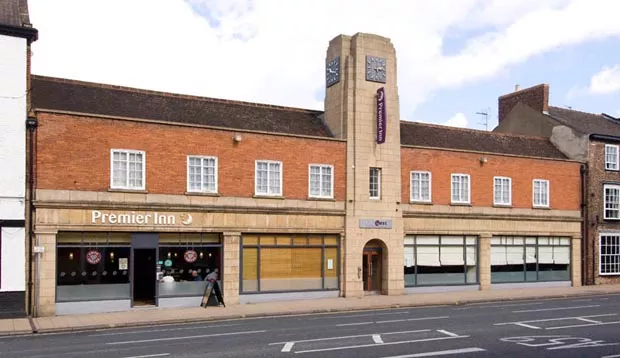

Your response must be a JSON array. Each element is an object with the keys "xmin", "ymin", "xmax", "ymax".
[{"xmin": 91, "ymin": 210, "xmax": 193, "ymax": 226}]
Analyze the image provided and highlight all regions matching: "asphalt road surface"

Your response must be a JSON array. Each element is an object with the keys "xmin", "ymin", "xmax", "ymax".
[{"xmin": 2, "ymin": 293, "xmax": 620, "ymax": 358}]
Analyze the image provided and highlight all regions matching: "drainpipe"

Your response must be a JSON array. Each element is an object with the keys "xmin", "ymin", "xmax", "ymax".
[
  {"xmin": 579, "ymin": 164, "xmax": 588, "ymax": 285},
  {"xmin": 25, "ymin": 116, "xmax": 37, "ymax": 316}
]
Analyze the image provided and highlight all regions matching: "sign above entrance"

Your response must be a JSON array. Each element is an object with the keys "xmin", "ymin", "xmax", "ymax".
[
  {"xmin": 359, "ymin": 219, "xmax": 392, "ymax": 229},
  {"xmin": 376, "ymin": 87, "xmax": 387, "ymax": 144},
  {"xmin": 91, "ymin": 210, "xmax": 193, "ymax": 226}
]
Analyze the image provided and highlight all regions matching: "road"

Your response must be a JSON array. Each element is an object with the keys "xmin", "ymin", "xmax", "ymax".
[{"xmin": 1, "ymin": 293, "xmax": 620, "ymax": 358}]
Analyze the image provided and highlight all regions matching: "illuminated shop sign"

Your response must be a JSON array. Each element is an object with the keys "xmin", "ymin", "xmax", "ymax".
[{"xmin": 90, "ymin": 210, "xmax": 193, "ymax": 225}]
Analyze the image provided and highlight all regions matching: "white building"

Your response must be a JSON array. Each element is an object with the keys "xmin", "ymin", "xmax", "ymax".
[{"xmin": 0, "ymin": 0, "xmax": 37, "ymax": 318}]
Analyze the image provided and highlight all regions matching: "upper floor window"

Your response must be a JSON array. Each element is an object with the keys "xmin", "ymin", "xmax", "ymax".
[
  {"xmin": 187, "ymin": 156, "xmax": 217, "ymax": 193},
  {"xmin": 606, "ymin": 144, "xmax": 619, "ymax": 171},
  {"xmin": 410, "ymin": 171, "xmax": 431, "ymax": 202},
  {"xmin": 600, "ymin": 234, "xmax": 620, "ymax": 275},
  {"xmin": 533, "ymin": 179, "xmax": 549, "ymax": 208},
  {"xmin": 255, "ymin": 160, "xmax": 282, "ymax": 196},
  {"xmin": 451, "ymin": 173, "xmax": 470, "ymax": 204},
  {"xmin": 309, "ymin": 164, "xmax": 333, "ymax": 199},
  {"xmin": 604, "ymin": 184, "xmax": 620, "ymax": 220},
  {"xmin": 369, "ymin": 167, "xmax": 381, "ymax": 199},
  {"xmin": 493, "ymin": 176, "xmax": 512, "ymax": 206},
  {"xmin": 110, "ymin": 149, "xmax": 145, "ymax": 190}
]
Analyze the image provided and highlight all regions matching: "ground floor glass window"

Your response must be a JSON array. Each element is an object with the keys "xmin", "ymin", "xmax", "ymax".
[
  {"xmin": 56, "ymin": 232, "xmax": 131, "ymax": 302},
  {"xmin": 491, "ymin": 236, "xmax": 570, "ymax": 283},
  {"xmin": 404, "ymin": 235, "xmax": 478, "ymax": 286},
  {"xmin": 241, "ymin": 234, "xmax": 339, "ymax": 293}
]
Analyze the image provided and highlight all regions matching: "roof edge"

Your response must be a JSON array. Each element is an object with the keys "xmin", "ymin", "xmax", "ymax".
[
  {"xmin": 0, "ymin": 23, "xmax": 37, "ymax": 42},
  {"xmin": 31, "ymin": 74, "xmax": 324, "ymax": 114},
  {"xmin": 401, "ymin": 144, "xmax": 576, "ymax": 162},
  {"xmin": 400, "ymin": 120, "xmax": 552, "ymax": 141}
]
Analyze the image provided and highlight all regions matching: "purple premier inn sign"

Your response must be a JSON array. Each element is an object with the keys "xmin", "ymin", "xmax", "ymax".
[{"xmin": 376, "ymin": 87, "xmax": 386, "ymax": 144}]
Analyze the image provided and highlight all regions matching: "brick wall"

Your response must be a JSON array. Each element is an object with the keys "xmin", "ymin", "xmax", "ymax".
[
  {"xmin": 586, "ymin": 140, "xmax": 620, "ymax": 284},
  {"xmin": 401, "ymin": 147, "xmax": 581, "ymax": 210},
  {"xmin": 498, "ymin": 84, "xmax": 549, "ymax": 124},
  {"xmin": 35, "ymin": 113, "xmax": 346, "ymax": 201}
]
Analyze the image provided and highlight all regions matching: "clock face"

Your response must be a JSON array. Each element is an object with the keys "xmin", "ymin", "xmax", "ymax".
[
  {"xmin": 366, "ymin": 55, "xmax": 386, "ymax": 83},
  {"xmin": 326, "ymin": 56, "xmax": 340, "ymax": 88}
]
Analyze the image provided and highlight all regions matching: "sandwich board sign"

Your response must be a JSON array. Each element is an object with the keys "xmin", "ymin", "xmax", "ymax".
[{"xmin": 200, "ymin": 280, "xmax": 225, "ymax": 308}]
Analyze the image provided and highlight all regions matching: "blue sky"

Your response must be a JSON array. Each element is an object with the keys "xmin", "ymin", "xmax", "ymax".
[{"xmin": 28, "ymin": 0, "xmax": 620, "ymax": 130}]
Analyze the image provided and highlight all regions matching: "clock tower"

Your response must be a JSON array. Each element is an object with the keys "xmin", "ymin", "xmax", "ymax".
[{"xmin": 324, "ymin": 33, "xmax": 404, "ymax": 298}]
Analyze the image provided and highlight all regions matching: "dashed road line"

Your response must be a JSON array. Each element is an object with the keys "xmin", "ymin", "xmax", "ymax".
[
  {"xmin": 107, "ymin": 330, "xmax": 266, "ymax": 345},
  {"xmin": 372, "ymin": 334, "xmax": 384, "ymax": 344},
  {"xmin": 512, "ymin": 305, "xmax": 601, "ymax": 313},
  {"xmin": 379, "ymin": 347, "xmax": 487, "ymax": 358},
  {"xmin": 336, "ymin": 315, "xmax": 449, "ymax": 327},
  {"xmin": 122, "ymin": 354, "xmax": 170, "ymax": 358}
]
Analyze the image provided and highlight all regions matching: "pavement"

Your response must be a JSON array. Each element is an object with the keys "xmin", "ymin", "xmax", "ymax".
[
  {"xmin": 1, "ymin": 283, "xmax": 620, "ymax": 337},
  {"xmin": 2, "ymin": 291, "xmax": 620, "ymax": 357}
]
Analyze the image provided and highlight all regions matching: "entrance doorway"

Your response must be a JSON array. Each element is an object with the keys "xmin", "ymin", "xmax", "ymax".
[
  {"xmin": 362, "ymin": 249, "xmax": 382, "ymax": 292},
  {"xmin": 133, "ymin": 248, "xmax": 156, "ymax": 306}
]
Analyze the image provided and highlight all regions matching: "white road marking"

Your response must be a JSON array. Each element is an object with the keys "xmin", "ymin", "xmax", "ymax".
[
  {"xmin": 293, "ymin": 335, "xmax": 469, "ymax": 354},
  {"xmin": 107, "ymin": 330, "xmax": 266, "ymax": 345},
  {"xmin": 512, "ymin": 305, "xmax": 601, "ymax": 313},
  {"xmin": 437, "ymin": 330, "xmax": 460, "ymax": 338},
  {"xmin": 306, "ymin": 310, "xmax": 410, "ymax": 320},
  {"xmin": 90, "ymin": 323, "xmax": 240, "ymax": 336},
  {"xmin": 372, "ymin": 334, "xmax": 384, "ymax": 344},
  {"xmin": 282, "ymin": 342, "xmax": 295, "ymax": 353},
  {"xmin": 122, "ymin": 354, "xmax": 170, "ymax": 358},
  {"xmin": 378, "ymin": 347, "xmax": 487, "ymax": 358},
  {"xmin": 269, "ymin": 329, "xmax": 430, "ymax": 345},
  {"xmin": 337, "ymin": 315, "xmax": 449, "ymax": 326},
  {"xmin": 515, "ymin": 323, "xmax": 542, "ymax": 330},
  {"xmin": 455, "ymin": 302, "xmax": 544, "ymax": 310},
  {"xmin": 546, "ymin": 320, "xmax": 620, "ymax": 330},
  {"xmin": 602, "ymin": 354, "xmax": 620, "ymax": 358},
  {"xmin": 495, "ymin": 313, "xmax": 617, "ymax": 326},
  {"xmin": 576, "ymin": 317, "xmax": 603, "ymax": 324}
]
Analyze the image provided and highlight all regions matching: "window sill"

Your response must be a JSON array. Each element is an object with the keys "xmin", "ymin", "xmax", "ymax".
[
  {"xmin": 107, "ymin": 188, "xmax": 148, "ymax": 194},
  {"xmin": 307, "ymin": 197, "xmax": 336, "ymax": 201},
  {"xmin": 410, "ymin": 201, "xmax": 433, "ymax": 205},
  {"xmin": 185, "ymin": 191, "xmax": 220, "ymax": 197},
  {"xmin": 252, "ymin": 195, "xmax": 285, "ymax": 200},
  {"xmin": 450, "ymin": 202, "xmax": 471, "ymax": 206},
  {"xmin": 532, "ymin": 206, "xmax": 551, "ymax": 210},
  {"xmin": 493, "ymin": 204, "xmax": 512, "ymax": 208}
]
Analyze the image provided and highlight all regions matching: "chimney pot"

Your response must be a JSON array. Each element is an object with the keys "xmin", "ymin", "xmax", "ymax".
[{"xmin": 515, "ymin": 84, "xmax": 520, "ymax": 92}]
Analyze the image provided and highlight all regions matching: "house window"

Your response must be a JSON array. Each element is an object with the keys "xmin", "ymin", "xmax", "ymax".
[
  {"xmin": 533, "ymin": 179, "xmax": 549, "ymax": 208},
  {"xmin": 309, "ymin": 164, "xmax": 333, "ymax": 199},
  {"xmin": 110, "ymin": 149, "xmax": 145, "ymax": 190},
  {"xmin": 404, "ymin": 235, "xmax": 478, "ymax": 286},
  {"xmin": 255, "ymin": 160, "xmax": 282, "ymax": 196},
  {"xmin": 600, "ymin": 234, "xmax": 620, "ymax": 275},
  {"xmin": 494, "ymin": 177, "xmax": 512, "ymax": 206},
  {"xmin": 411, "ymin": 171, "xmax": 431, "ymax": 202},
  {"xmin": 187, "ymin": 156, "xmax": 217, "ymax": 193},
  {"xmin": 451, "ymin": 174, "xmax": 470, "ymax": 204},
  {"xmin": 369, "ymin": 167, "xmax": 381, "ymax": 199},
  {"xmin": 491, "ymin": 236, "xmax": 571, "ymax": 283},
  {"xmin": 605, "ymin": 144, "xmax": 619, "ymax": 171},
  {"xmin": 604, "ymin": 184, "xmax": 620, "ymax": 220}
]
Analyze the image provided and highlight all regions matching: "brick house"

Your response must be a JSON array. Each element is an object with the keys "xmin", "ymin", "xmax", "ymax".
[
  {"xmin": 23, "ymin": 33, "xmax": 584, "ymax": 317},
  {"xmin": 495, "ymin": 84, "xmax": 620, "ymax": 286},
  {"xmin": 0, "ymin": 0, "xmax": 37, "ymax": 318}
]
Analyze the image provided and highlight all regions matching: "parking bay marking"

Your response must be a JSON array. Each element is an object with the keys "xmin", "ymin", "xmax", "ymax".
[
  {"xmin": 495, "ymin": 314, "xmax": 618, "ymax": 330},
  {"xmin": 270, "ymin": 329, "xmax": 468, "ymax": 354},
  {"xmin": 379, "ymin": 347, "xmax": 487, "ymax": 358},
  {"xmin": 336, "ymin": 315, "xmax": 449, "ymax": 327}
]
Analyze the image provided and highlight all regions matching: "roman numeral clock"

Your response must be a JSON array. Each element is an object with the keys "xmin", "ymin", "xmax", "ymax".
[{"xmin": 326, "ymin": 56, "xmax": 340, "ymax": 88}]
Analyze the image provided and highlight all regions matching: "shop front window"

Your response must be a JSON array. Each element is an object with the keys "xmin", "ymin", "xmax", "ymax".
[
  {"xmin": 404, "ymin": 235, "xmax": 478, "ymax": 286},
  {"xmin": 241, "ymin": 234, "xmax": 339, "ymax": 293},
  {"xmin": 56, "ymin": 232, "xmax": 131, "ymax": 302},
  {"xmin": 157, "ymin": 233, "xmax": 222, "ymax": 298},
  {"xmin": 491, "ymin": 236, "xmax": 570, "ymax": 283}
]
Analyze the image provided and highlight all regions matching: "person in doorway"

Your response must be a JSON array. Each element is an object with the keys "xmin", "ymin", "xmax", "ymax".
[
  {"xmin": 191, "ymin": 270, "xmax": 203, "ymax": 281},
  {"xmin": 205, "ymin": 268, "xmax": 218, "ymax": 283}
]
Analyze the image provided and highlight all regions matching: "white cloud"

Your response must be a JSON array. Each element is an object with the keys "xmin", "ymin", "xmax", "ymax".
[
  {"xmin": 589, "ymin": 65, "xmax": 620, "ymax": 94},
  {"xmin": 28, "ymin": 0, "xmax": 620, "ymax": 123},
  {"xmin": 443, "ymin": 113, "xmax": 469, "ymax": 128}
]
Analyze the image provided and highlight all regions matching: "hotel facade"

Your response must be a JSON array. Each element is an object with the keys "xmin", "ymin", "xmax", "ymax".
[{"xmin": 27, "ymin": 33, "xmax": 584, "ymax": 317}]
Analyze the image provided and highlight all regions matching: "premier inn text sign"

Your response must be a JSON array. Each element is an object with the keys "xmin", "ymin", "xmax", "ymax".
[{"xmin": 91, "ymin": 210, "xmax": 193, "ymax": 225}]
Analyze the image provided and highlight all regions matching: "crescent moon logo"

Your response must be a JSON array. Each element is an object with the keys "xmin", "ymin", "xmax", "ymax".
[
  {"xmin": 377, "ymin": 88, "xmax": 384, "ymax": 101},
  {"xmin": 181, "ymin": 213, "xmax": 193, "ymax": 225}
]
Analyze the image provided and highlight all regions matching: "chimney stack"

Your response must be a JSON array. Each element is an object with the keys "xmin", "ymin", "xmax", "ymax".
[{"xmin": 498, "ymin": 83, "xmax": 549, "ymax": 124}]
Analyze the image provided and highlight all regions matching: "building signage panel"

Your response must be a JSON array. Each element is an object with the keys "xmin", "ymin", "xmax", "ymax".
[
  {"xmin": 90, "ymin": 210, "xmax": 193, "ymax": 226},
  {"xmin": 359, "ymin": 219, "xmax": 392, "ymax": 229},
  {"xmin": 376, "ymin": 87, "xmax": 387, "ymax": 144}
]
